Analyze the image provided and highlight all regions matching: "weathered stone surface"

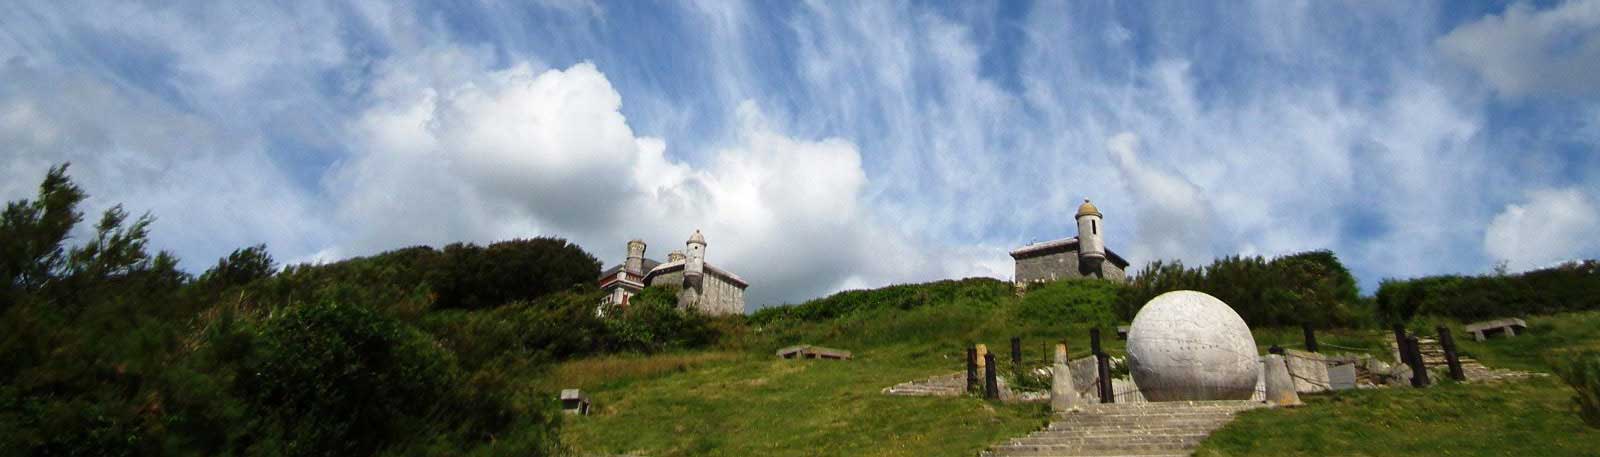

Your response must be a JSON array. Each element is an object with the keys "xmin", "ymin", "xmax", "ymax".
[
  {"xmin": 1328, "ymin": 363, "xmax": 1358, "ymax": 390},
  {"xmin": 1283, "ymin": 349, "xmax": 1330, "ymax": 393},
  {"xmin": 1262, "ymin": 355, "xmax": 1302, "ymax": 407},
  {"xmin": 1126, "ymin": 291, "xmax": 1260, "ymax": 401},
  {"xmin": 560, "ymin": 389, "xmax": 591, "ymax": 415},
  {"xmin": 1051, "ymin": 344, "xmax": 1079, "ymax": 412},
  {"xmin": 1464, "ymin": 317, "xmax": 1528, "ymax": 341},
  {"xmin": 775, "ymin": 345, "xmax": 851, "ymax": 360}
]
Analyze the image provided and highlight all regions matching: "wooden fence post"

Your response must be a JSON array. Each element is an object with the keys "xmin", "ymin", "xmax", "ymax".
[
  {"xmin": 1407, "ymin": 336, "xmax": 1430, "ymax": 387},
  {"xmin": 1437, "ymin": 326, "xmax": 1465, "ymax": 381},
  {"xmin": 1302, "ymin": 324, "xmax": 1319, "ymax": 353},
  {"xmin": 966, "ymin": 346, "xmax": 978, "ymax": 393},
  {"xmin": 984, "ymin": 353, "xmax": 999, "ymax": 400}
]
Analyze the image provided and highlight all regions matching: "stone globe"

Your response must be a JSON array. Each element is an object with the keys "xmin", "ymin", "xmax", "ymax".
[{"xmin": 1125, "ymin": 290, "xmax": 1259, "ymax": 401}]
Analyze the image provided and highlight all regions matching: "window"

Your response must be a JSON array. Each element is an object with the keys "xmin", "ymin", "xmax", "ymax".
[{"xmin": 1092, "ymin": 219, "xmax": 1097, "ymax": 235}]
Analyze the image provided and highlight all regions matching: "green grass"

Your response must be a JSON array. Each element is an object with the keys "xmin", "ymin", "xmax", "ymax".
[
  {"xmin": 556, "ymin": 344, "xmax": 1048, "ymax": 456},
  {"xmin": 1198, "ymin": 377, "xmax": 1600, "ymax": 456},
  {"xmin": 1198, "ymin": 310, "xmax": 1600, "ymax": 456},
  {"xmin": 546, "ymin": 278, "xmax": 1600, "ymax": 456}
]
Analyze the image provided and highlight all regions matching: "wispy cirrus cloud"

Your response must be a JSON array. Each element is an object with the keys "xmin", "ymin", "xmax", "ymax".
[{"xmin": 1, "ymin": 1, "xmax": 1596, "ymax": 308}]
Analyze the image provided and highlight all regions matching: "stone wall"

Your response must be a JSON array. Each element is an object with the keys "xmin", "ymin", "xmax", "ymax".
[
  {"xmin": 697, "ymin": 274, "xmax": 745, "ymax": 315},
  {"xmin": 1015, "ymin": 250, "xmax": 1126, "ymax": 284}
]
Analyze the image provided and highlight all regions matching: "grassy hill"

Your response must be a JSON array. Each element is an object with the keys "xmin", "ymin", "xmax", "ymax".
[{"xmin": 546, "ymin": 280, "xmax": 1600, "ymax": 456}]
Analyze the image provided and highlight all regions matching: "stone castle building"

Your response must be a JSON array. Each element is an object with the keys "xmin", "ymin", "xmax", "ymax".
[
  {"xmin": 597, "ymin": 230, "xmax": 747, "ymax": 315},
  {"xmin": 1010, "ymin": 199, "xmax": 1130, "ymax": 285}
]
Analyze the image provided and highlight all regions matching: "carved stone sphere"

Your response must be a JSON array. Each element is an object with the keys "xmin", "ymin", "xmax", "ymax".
[{"xmin": 1125, "ymin": 290, "xmax": 1260, "ymax": 401}]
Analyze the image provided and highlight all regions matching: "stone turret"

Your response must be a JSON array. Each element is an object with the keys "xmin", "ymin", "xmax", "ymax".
[
  {"xmin": 685, "ymin": 230, "xmax": 706, "ymax": 280},
  {"xmin": 1076, "ymin": 199, "xmax": 1105, "ymax": 273},
  {"xmin": 625, "ymin": 239, "xmax": 647, "ymax": 275},
  {"xmin": 667, "ymin": 250, "xmax": 686, "ymax": 263}
]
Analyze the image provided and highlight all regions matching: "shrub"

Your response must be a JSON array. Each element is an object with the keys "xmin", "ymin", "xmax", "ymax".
[
  {"xmin": 1119, "ymin": 250, "xmax": 1362, "ymax": 327},
  {"xmin": 750, "ymin": 277, "xmax": 1012, "ymax": 324},
  {"xmin": 245, "ymin": 301, "xmax": 458, "ymax": 456},
  {"xmin": 1555, "ymin": 351, "xmax": 1600, "ymax": 428},
  {"xmin": 606, "ymin": 287, "xmax": 718, "ymax": 352},
  {"xmin": 1376, "ymin": 261, "xmax": 1600, "ymax": 324}
]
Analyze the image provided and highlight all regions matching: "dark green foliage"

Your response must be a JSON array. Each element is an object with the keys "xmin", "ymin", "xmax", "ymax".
[
  {"xmin": 1119, "ymin": 250, "xmax": 1364, "ymax": 327},
  {"xmin": 0, "ymin": 165, "xmax": 567, "ymax": 457},
  {"xmin": 1016, "ymin": 279, "xmax": 1121, "ymax": 330},
  {"xmin": 1376, "ymin": 261, "xmax": 1600, "ymax": 324},
  {"xmin": 749, "ymin": 277, "xmax": 1013, "ymax": 324},
  {"xmin": 254, "ymin": 238, "xmax": 600, "ymax": 316},
  {"xmin": 198, "ymin": 244, "xmax": 276, "ymax": 290},
  {"xmin": 1556, "ymin": 351, "xmax": 1600, "ymax": 428},
  {"xmin": 245, "ymin": 302, "xmax": 456, "ymax": 456},
  {"xmin": 605, "ymin": 286, "xmax": 718, "ymax": 352},
  {"xmin": 430, "ymin": 238, "xmax": 602, "ymax": 310}
]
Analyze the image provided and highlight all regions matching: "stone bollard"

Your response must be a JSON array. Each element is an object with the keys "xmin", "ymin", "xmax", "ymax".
[
  {"xmin": 1263, "ymin": 354, "xmax": 1303, "ymax": 407},
  {"xmin": 1051, "ymin": 343, "xmax": 1079, "ymax": 413}
]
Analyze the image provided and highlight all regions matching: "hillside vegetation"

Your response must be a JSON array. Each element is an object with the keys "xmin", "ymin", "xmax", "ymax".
[
  {"xmin": 0, "ymin": 166, "xmax": 714, "ymax": 456},
  {"xmin": 6, "ymin": 164, "xmax": 1600, "ymax": 456}
]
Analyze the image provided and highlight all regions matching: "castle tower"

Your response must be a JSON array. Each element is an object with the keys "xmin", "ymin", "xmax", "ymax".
[
  {"xmin": 625, "ymin": 239, "xmax": 647, "ymax": 275},
  {"xmin": 1076, "ymin": 199, "xmax": 1106, "ymax": 275},
  {"xmin": 667, "ymin": 250, "xmax": 686, "ymax": 263},
  {"xmin": 685, "ymin": 230, "xmax": 706, "ymax": 280}
]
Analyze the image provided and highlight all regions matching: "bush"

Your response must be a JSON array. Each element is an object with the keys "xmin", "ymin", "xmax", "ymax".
[
  {"xmin": 1376, "ymin": 261, "xmax": 1600, "ymax": 324},
  {"xmin": 750, "ymin": 277, "xmax": 1012, "ymax": 324},
  {"xmin": 1555, "ymin": 351, "xmax": 1600, "ymax": 428},
  {"xmin": 245, "ymin": 301, "xmax": 459, "ymax": 456},
  {"xmin": 605, "ymin": 287, "xmax": 718, "ymax": 352},
  {"xmin": 1119, "ymin": 250, "xmax": 1362, "ymax": 327}
]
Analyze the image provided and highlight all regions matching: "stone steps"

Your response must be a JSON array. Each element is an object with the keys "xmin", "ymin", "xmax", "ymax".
[{"xmin": 984, "ymin": 401, "xmax": 1263, "ymax": 457}]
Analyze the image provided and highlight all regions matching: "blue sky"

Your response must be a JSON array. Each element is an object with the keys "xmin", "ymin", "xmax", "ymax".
[{"xmin": 3, "ymin": 1, "xmax": 1598, "ymax": 308}]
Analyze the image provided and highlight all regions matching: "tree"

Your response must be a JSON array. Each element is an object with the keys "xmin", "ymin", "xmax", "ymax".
[
  {"xmin": 0, "ymin": 164, "xmax": 85, "ymax": 308},
  {"xmin": 199, "ymin": 244, "xmax": 277, "ymax": 289}
]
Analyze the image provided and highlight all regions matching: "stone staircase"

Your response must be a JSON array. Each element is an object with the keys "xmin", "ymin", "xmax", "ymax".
[
  {"xmin": 1395, "ymin": 337, "xmax": 1539, "ymax": 382},
  {"xmin": 982, "ymin": 401, "xmax": 1265, "ymax": 457}
]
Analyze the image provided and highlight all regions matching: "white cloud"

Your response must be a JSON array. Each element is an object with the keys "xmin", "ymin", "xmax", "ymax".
[
  {"xmin": 335, "ymin": 52, "xmax": 993, "ymax": 306},
  {"xmin": 1105, "ymin": 132, "xmax": 1216, "ymax": 266},
  {"xmin": 1438, "ymin": 0, "xmax": 1600, "ymax": 97},
  {"xmin": 0, "ymin": 58, "xmax": 328, "ymax": 270},
  {"xmin": 1485, "ymin": 188, "xmax": 1600, "ymax": 271}
]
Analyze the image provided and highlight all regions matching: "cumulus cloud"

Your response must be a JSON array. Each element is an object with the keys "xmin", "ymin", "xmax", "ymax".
[
  {"xmin": 1438, "ymin": 0, "xmax": 1600, "ymax": 97},
  {"xmin": 1485, "ymin": 188, "xmax": 1600, "ymax": 271},
  {"xmin": 334, "ymin": 51, "xmax": 993, "ymax": 306}
]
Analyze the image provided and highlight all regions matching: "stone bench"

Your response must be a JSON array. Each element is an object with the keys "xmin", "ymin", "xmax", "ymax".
[
  {"xmin": 776, "ymin": 344, "xmax": 852, "ymax": 360},
  {"xmin": 560, "ymin": 389, "xmax": 591, "ymax": 415},
  {"xmin": 1464, "ymin": 318, "xmax": 1528, "ymax": 342}
]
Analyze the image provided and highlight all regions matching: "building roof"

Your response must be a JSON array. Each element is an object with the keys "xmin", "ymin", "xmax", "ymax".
[
  {"xmin": 688, "ymin": 229, "xmax": 706, "ymax": 245},
  {"xmin": 598, "ymin": 258, "xmax": 663, "ymax": 280},
  {"xmin": 1008, "ymin": 236, "xmax": 1130, "ymax": 268},
  {"xmin": 1076, "ymin": 199, "xmax": 1102, "ymax": 218},
  {"xmin": 645, "ymin": 259, "xmax": 749, "ymax": 288}
]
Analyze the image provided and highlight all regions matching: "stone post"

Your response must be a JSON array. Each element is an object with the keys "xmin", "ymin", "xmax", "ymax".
[
  {"xmin": 1302, "ymin": 324, "xmax": 1319, "ymax": 353},
  {"xmin": 1437, "ymin": 326, "xmax": 1465, "ymax": 382},
  {"xmin": 1051, "ymin": 343, "xmax": 1079, "ymax": 412},
  {"xmin": 966, "ymin": 346, "xmax": 978, "ymax": 394},
  {"xmin": 1263, "ymin": 354, "xmax": 1303, "ymax": 407},
  {"xmin": 983, "ymin": 353, "xmax": 999, "ymax": 400},
  {"xmin": 1407, "ymin": 336, "xmax": 1430, "ymax": 387}
]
